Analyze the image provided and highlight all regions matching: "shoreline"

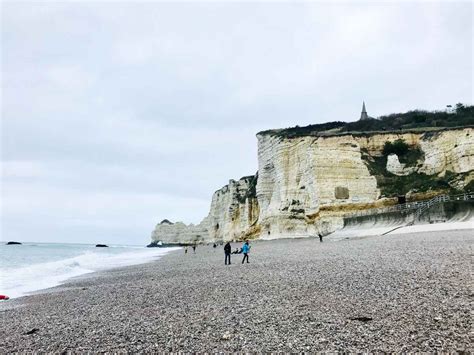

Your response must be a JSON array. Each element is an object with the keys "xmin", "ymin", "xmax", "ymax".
[
  {"xmin": 0, "ymin": 247, "xmax": 182, "ymax": 307},
  {"xmin": 1, "ymin": 229, "xmax": 472, "ymax": 352},
  {"xmin": 0, "ymin": 245, "xmax": 180, "ymax": 300}
]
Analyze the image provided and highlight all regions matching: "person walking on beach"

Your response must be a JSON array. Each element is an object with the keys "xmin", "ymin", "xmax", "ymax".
[
  {"xmin": 192, "ymin": 244, "xmax": 196, "ymax": 253},
  {"xmin": 224, "ymin": 242, "xmax": 232, "ymax": 265},
  {"xmin": 318, "ymin": 233, "xmax": 323, "ymax": 243},
  {"xmin": 184, "ymin": 246, "xmax": 188, "ymax": 254},
  {"xmin": 241, "ymin": 241, "xmax": 250, "ymax": 264}
]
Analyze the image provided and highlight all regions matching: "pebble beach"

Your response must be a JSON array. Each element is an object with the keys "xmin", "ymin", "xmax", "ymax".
[{"xmin": 0, "ymin": 229, "xmax": 472, "ymax": 352}]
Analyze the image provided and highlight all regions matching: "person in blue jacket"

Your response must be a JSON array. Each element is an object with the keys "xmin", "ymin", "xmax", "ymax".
[{"xmin": 241, "ymin": 241, "xmax": 250, "ymax": 264}]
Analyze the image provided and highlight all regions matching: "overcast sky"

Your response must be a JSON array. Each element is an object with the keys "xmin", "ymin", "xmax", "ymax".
[{"xmin": 1, "ymin": 1, "xmax": 472, "ymax": 245}]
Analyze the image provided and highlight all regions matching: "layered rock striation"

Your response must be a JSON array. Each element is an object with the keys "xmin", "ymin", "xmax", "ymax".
[
  {"xmin": 255, "ymin": 134, "xmax": 380, "ymax": 239},
  {"xmin": 151, "ymin": 127, "xmax": 473, "ymax": 244}
]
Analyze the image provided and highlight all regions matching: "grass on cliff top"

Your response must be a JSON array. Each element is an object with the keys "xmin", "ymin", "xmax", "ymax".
[{"xmin": 258, "ymin": 104, "xmax": 474, "ymax": 138}]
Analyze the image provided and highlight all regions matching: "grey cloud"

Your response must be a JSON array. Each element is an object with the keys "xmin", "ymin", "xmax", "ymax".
[{"xmin": 1, "ymin": 1, "xmax": 471, "ymax": 244}]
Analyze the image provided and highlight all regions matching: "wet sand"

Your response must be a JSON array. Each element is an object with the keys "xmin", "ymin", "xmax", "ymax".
[{"xmin": 0, "ymin": 229, "xmax": 472, "ymax": 352}]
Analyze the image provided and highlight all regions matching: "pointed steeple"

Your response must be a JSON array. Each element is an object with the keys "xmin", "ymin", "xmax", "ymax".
[{"xmin": 360, "ymin": 101, "xmax": 369, "ymax": 120}]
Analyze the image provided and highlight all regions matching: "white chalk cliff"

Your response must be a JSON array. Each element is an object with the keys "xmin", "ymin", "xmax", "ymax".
[{"xmin": 151, "ymin": 127, "xmax": 473, "ymax": 244}]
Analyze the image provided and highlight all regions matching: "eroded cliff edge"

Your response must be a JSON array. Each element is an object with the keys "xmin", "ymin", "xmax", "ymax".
[{"xmin": 151, "ymin": 127, "xmax": 473, "ymax": 244}]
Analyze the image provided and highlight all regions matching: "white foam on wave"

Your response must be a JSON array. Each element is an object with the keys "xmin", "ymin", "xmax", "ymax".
[{"xmin": 0, "ymin": 247, "xmax": 180, "ymax": 299}]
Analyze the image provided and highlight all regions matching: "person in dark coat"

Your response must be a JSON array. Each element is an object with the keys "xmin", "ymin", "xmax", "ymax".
[
  {"xmin": 224, "ymin": 242, "xmax": 232, "ymax": 265},
  {"xmin": 318, "ymin": 233, "xmax": 323, "ymax": 242}
]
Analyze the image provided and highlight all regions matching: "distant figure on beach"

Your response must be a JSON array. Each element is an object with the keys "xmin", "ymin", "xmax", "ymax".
[
  {"xmin": 224, "ymin": 242, "xmax": 231, "ymax": 265},
  {"xmin": 318, "ymin": 233, "xmax": 323, "ymax": 242},
  {"xmin": 241, "ymin": 241, "xmax": 250, "ymax": 264},
  {"xmin": 192, "ymin": 245, "xmax": 196, "ymax": 253},
  {"xmin": 184, "ymin": 246, "xmax": 188, "ymax": 254}
]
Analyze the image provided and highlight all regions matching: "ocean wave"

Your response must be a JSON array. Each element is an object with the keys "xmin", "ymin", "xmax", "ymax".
[{"xmin": 0, "ymin": 247, "xmax": 179, "ymax": 299}]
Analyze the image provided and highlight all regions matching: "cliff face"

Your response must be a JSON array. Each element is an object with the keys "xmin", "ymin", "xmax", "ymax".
[
  {"xmin": 151, "ymin": 127, "xmax": 473, "ymax": 244},
  {"xmin": 255, "ymin": 128, "xmax": 473, "ymax": 239},
  {"xmin": 418, "ymin": 130, "xmax": 473, "ymax": 175},
  {"xmin": 151, "ymin": 176, "xmax": 259, "ymax": 244},
  {"xmin": 256, "ymin": 134, "xmax": 380, "ymax": 239},
  {"xmin": 206, "ymin": 176, "xmax": 259, "ymax": 241}
]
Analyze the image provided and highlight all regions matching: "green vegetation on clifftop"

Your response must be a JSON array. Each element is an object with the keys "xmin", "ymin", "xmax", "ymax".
[{"xmin": 259, "ymin": 103, "xmax": 474, "ymax": 138}]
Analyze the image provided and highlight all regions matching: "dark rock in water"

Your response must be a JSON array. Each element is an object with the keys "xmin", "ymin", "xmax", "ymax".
[
  {"xmin": 95, "ymin": 244, "xmax": 108, "ymax": 248},
  {"xmin": 147, "ymin": 241, "xmax": 185, "ymax": 248},
  {"xmin": 25, "ymin": 328, "xmax": 39, "ymax": 335},
  {"xmin": 6, "ymin": 241, "xmax": 22, "ymax": 245}
]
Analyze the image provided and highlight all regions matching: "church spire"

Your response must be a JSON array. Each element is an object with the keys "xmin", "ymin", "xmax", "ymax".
[{"xmin": 360, "ymin": 101, "xmax": 369, "ymax": 120}]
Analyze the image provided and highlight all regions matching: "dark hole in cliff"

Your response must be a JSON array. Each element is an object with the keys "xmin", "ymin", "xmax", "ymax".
[
  {"xmin": 335, "ymin": 186, "xmax": 349, "ymax": 199},
  {"xmin": 268, "ymin": 231, "xmax": 271, "ymax": 235},
  {"xmin": 215, "ymin": 223, "xmax": 219, "ymax": 230},
  {"xmin": 397, "ymin": 195, "xmax": 406, "ymax": 204}
]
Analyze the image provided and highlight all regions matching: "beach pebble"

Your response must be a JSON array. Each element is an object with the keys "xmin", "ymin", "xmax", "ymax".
[
  {"xmin": 0, "ymin": 230, "xmax": 471, "ymax": 352},
  {"xmin": 24, "ymin": 328, "xmax": 39, "ymax": 335}
]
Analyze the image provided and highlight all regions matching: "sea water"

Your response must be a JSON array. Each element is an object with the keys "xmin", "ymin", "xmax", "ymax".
[{"xmin": 0, "ymin": 242, "xmax": 179, "ymax": 298}]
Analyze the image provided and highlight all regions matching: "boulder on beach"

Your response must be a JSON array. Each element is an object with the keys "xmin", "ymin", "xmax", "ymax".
[
  {"xmin": 6, "ymin": 241, "xmax": 22, "ymax": 245},
  {"xmin": 95, "ymin": 244, "xmax": 108, "ymax": 248}
]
